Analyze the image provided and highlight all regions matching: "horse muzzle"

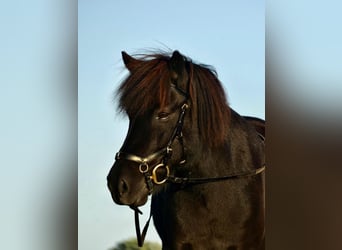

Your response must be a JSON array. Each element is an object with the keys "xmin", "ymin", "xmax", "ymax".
[{"xmin": 107, "ymin": 162, "xmax": 150, "ymax": 207}]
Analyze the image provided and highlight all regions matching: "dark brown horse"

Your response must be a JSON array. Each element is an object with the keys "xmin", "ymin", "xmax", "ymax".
[{"xmin": 107, "ymin": 51, "xmax": 265, "ymax": 250}]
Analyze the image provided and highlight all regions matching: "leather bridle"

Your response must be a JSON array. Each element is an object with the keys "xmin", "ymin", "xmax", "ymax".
[
  {"xmin": 114, "ymin": 85, "xmax": 265, "ymax": 247},
  {"xmin": 115, "ymin": 100, "xmax": 189, "ymax": 194}
]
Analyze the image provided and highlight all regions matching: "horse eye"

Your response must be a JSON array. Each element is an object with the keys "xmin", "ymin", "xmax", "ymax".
[{"xmin": 156, "ymin": 112, "xmax": 170, "ymax": 120}]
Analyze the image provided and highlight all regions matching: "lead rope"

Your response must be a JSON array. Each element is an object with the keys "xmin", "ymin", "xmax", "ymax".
[{"xmin": 132, "ymin": 206, "xmax": 153, "ymax": 247}]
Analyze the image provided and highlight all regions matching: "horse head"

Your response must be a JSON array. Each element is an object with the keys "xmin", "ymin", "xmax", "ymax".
[{"xmin": 107, "ymin": 51, "xmax": 191, "ymax": 207}]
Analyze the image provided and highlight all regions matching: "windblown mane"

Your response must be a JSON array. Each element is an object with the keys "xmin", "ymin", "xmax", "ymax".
[
  {"xmin": 117, "ymin": 52, "xmax": 230, "ymax": 147},
  {"xmin": 117, "ymin": 53, "xmax": 172, "ymax": 116},
  {"xmin": 189, "ymin": 62, "xmax": 230, "ymax": 147}
]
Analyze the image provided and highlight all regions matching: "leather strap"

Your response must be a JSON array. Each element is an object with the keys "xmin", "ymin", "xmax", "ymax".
[
  {"xmin": 167, "ymin": 165, "xmax": 265, "ymax": 185},
  {"xmin": 115, "ymin": 148, "xmax": 167, "ymax": 164},
  {"xmin": 132, "ymin": 207, "xmax": 153, "ymax": 247}
]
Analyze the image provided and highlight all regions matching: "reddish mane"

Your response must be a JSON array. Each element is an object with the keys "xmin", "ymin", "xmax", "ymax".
[{"xmin": 117, "ymin": 52, "xmax": 230, "ymax": 147}]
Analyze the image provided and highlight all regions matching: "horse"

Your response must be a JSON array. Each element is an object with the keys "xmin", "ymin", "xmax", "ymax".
[{"xmin": 107, "ymin": 50, "xmax": 265, "ymax": 250}]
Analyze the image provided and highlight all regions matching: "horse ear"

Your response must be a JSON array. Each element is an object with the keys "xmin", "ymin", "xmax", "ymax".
[
  {"xmin": 169, "ymin": 50, "xmax": 186, "ymax": 80},
  {"xmin": 122, "ymin": 51, "xmax": 141, "ymax": 72}
]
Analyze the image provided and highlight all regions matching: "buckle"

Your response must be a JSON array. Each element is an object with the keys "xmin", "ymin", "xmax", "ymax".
[
  {"xmin": 151, "ymin": 164, "xmax": 170, "ymax": 185},
  {"xmin": 181, "ymin": 103, "xmax": 189, "ymax": 110}
]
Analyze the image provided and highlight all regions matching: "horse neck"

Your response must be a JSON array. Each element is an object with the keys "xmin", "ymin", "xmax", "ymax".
[{"xmin": 181, "ymin": 134, "xmax": 233, "ymax": 178}]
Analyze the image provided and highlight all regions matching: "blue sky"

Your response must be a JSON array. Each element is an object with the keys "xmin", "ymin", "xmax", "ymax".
[{"xmin": 78, "ymin": 1, "xmax": 264, "ymax": 249}]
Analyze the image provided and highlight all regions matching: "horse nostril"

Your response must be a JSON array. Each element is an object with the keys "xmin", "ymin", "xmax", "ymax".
[{"xmin": 119, "ymin": 179, "xmax": 129, "ymax": 196}]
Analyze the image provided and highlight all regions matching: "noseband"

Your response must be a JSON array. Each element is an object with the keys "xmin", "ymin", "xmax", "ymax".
[{"xmin": 115, "ymin": 102, "xmax": 189, "ymax": 193}]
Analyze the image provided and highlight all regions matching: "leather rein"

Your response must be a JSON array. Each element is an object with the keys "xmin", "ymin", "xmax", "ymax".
[{"xmin": 114, "ymin": 85, "xmax": 265, "ymax": 246}]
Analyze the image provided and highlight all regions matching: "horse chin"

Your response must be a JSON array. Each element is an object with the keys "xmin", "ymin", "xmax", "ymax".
[
  {"xmin": 131, "ymin": 194, "xmax": 148, "ymax": 208},
  {"xmin": 110, "ymin": 188, "xmax": 149, "ymax": 207}
]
